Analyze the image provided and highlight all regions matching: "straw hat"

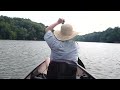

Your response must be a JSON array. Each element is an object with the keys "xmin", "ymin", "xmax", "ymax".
[{"xmin": 54, "ymin": 24, "xmax": 79, "ymax": 41}]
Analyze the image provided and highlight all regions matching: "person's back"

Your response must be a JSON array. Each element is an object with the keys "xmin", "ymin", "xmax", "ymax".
[
  {"xmin": 44, "ymin": 31, "xmax": 79, "ymax": 64},
  {"xmin": 44, "ymin": 18, "xmax": 79, "ymax": 79}
]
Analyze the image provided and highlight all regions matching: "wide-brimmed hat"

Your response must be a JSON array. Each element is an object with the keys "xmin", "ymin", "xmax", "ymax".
[{"xmin": 54, "ymin": 24, "xmax": 79, "ymax": 41}]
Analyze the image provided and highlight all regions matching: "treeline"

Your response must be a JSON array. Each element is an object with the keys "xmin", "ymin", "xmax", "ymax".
[
  {"xmin": 0, "ymin": 15, "xmax": 46, "ymax": 40},
  {"xmin": 75, "ymin": 27, "xmax": 120, "ymax": 43},
  {"xmin": 1, "ymin": 15, "xmax": 120, "ymax": 43}
]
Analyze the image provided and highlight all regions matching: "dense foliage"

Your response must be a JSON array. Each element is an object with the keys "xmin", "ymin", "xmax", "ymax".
[
  {"xmin": 0, "ymin": 15, "xmax": 46, "ymax": 40},
  {"xmin": 1, "ymin": 15, "xmax": 120, "ymax": 43},
  {"xmin": 75, "ymin": 27, "xmax": 120, "ymax": 43}
]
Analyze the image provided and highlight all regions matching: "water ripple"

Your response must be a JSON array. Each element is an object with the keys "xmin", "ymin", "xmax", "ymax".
[{"xmin": 0, "ymin": 40, "xmax": 120, "ymax": 79}]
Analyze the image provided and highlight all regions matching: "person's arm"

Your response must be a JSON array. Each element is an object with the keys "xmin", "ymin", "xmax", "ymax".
[{"xmin": 45, "ymin": 18, "xmax": 64, "ymax": 32}]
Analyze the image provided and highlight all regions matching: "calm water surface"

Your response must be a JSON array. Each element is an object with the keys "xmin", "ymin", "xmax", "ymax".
[{"xmin": 0, "ymin": 40, "xmax": 120, "ymax": 79}]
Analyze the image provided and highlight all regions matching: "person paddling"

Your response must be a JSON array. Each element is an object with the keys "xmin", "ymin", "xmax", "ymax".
[{"xmin": 44, "ymin": 18, "xmax": 80, "ymax": 79}]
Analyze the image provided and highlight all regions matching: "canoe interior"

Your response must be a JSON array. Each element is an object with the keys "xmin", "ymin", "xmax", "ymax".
[{"xmin": 25, "ymin": 60, "xmax": 95, "ymax": 79}]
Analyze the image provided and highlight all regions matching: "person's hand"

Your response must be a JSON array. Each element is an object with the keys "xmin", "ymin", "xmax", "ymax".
[{"xmin": 57, "ymin": 18, "xmax": 65, "ymax": 24}]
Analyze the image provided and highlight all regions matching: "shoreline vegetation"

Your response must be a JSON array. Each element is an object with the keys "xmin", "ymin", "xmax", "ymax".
[
  {"xmin": 0, "ymin": 15, "xmax": 120, "ymax": 43},
  {"xmin": 74, "ymin": 27, "xmax": 120, "ymax": 43},
  {"xmin": 0, "ymin": 15, "xmax": 46, "ymax": 41}
]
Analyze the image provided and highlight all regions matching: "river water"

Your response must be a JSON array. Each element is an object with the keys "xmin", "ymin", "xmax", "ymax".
[{"xmin": 0, "ymin": 40, "xmax": 120, "ymax": 79}]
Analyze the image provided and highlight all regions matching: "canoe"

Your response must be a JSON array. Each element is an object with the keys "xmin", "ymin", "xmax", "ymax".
[
  {"xmin": 24, "ymin": 62, "xmax": 95, "ymax": 79},
  {"xmin": 25, "ymin": 59, "xmax": 95, "ymax": 79}
]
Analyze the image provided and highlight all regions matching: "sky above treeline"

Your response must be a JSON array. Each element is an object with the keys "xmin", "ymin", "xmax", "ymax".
[{"xmin": 1, "ymin": 11, "xmax": 120, "ymax": 35}]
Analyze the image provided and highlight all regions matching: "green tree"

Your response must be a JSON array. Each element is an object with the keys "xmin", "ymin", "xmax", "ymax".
[{"xmin": 0, "ymin": 15, "xmax": 46, "ymax": 40}]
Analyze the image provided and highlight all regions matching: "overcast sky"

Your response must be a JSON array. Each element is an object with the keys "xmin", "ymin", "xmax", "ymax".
[{"xmin": 1, "ymin": 11, "xmax": 120, "ymax": 35}]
